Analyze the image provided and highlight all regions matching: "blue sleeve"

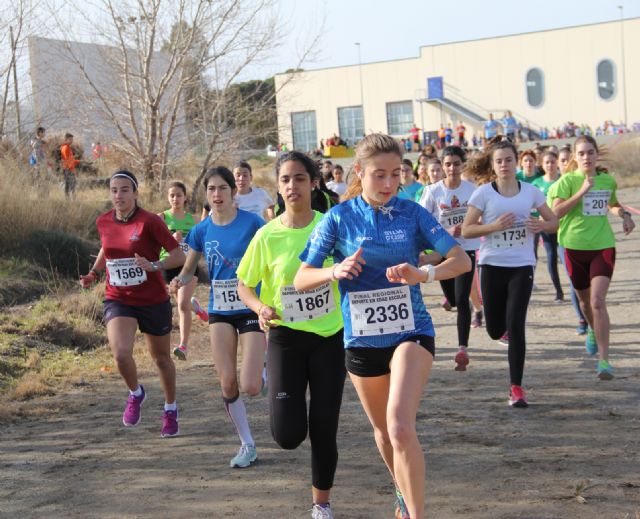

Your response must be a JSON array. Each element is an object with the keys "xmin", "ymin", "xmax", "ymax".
[
  {"xmin": 185, "ymin": 221, "xmax": 204, "ymax": 252},
  {"xmin": 299, "ymin": 212, "xmax": 337, "ymax": 267},
  {"xmin": 416, "ymin": 205, "xmax": 457, "ymax": 257}
]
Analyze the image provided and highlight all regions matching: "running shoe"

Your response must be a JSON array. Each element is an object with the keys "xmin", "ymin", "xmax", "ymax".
[
  {"xmin": 576, "ymin": 320, "xmax": 588, "ymax": 335},
  {"xmin": 441, "ymin": 297, "xmax": 452, "ymax": 311},
  {"xmin": 596, "ymin": 360, "xmax": 614, "ymax": 380},
  {"xmin": 310, "ymin": 503, "xmax": 334, "ymax": 519},
  {"xmin": 554, "ymin": 295, "xmax": 564, "ymax": 303},
  {"xmin": 471, "ymin": 310, "xmax": 483, "ymax": 328},
  {"xmin": 173, "ymin": 344, "xmax": 187, "ymax": 361},
  {"xmin": 122, "ymin": 385, "xmax": 146, "ymax": 426},
  {"xmin": 230, "ymin": 443, "xmax": 257, "ymax": 468},
  {"xmin": 161, "ymin": 409, "xmax": 179, "ymax": 437},
  {"xmin": 508, "ymin": 384, "xmax": 528, "ymax": 408},
  {"xmin": 394, "ymin": 489, "xmax": 410, "ymax": 519},
  {"xmin": 498, "ymin": 333, "xmax": 509, "ymax": 346},
  {"xmin": 190, "ymin": 296, "xmax": 208, "ymax": 322},
  {"xmin": 585, "ymin": 328, "xmax": 597, "ymax": 356},
  {"xmin": 454, "ymin": 347, "xmax": 469, "ymax": 371}
]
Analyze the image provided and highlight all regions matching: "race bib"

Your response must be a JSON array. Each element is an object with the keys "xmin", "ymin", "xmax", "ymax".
[
  {"xmin": 212, "ymin": 279, "xmax": 247, "ymax": 312},
  {"xmin": 582, "ymin": 190, "xmax": 610, "ymax": 216},
  {"xmin": 490, "ymin": 222, "xmax": 527, "ymax": 248},
  {"xmin": 349, "ymin": 285, "xmax": 415, "ymax": 336},
  {"xmin": 179, "ymin": 240, "xmax": 189, "ymax": 253},
  {"xmin": 106, "ymin": 258, "xmax": 147, "ymax": 287},
  {"xmin": 280, "ymin": 283, "xmax": 335, "ymax": 322},
  {"xmin": 439, "ymin": 207, "xmax": 467, "ymax": 227}
]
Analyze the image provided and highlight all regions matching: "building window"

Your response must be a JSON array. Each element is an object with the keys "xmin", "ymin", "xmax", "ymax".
[
  {"xmin": 386, "ymin": 101, "xmax": 413, "ymax": 135},
  {"xmin": 525, "ymin": 68, "xmax": 544, "ymax": 108},
  {"xmin": 337, "ymin": 106, "xmax": 364, "ymax": 146},
  {"xmin": 291, "ymin": 111, "xmax": 317, "ymax": 152},
  {"xmin": 597, "ymin": 59, "xmax": 616, "ymax": 100}
]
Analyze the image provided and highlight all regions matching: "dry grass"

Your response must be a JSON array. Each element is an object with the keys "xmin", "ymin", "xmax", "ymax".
[
  {"xmin": 602, "ymin": 137, "xmax": 640, "ymax": 188},
  {"xmin": 10, "ymin": 371, "xmax": 52, "ymax": 400}
]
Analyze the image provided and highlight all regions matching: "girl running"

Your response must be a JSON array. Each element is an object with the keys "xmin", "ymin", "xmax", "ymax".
[
  {"xmin": 233, "ymin": 161, "xmax": 275, "ymax": 220},
  {"xmin": 548, "ymin": 135, "xmax": 635, "ymax": 379},
  {"xmin": 80, "ymin": 170, "xmax": 185, "ymax": 436},
  {"xmin": 516, "ymin": 149, "xmax": 541, "ymax": 184},
  {"xmin": 236, "ymin": 152, "xmax": 345, "ymax": 519},
  {"xmin": 532, "ymin": 151, "xmax": 564, "ymax": 302},
  {"xmin": 398, "ymin": 159, "xmax": 422, "ymax": 201},
  {"xmin": 295, "ymin": 134, "xmax": 470, "ymax": 519},
  {"xmin": 419, "ymin": 146, "xmax": 480, "ymax": 371},
  {"xmin": 462, "ymin": 140, "xmax": 558, "ymax": 407},
  {"xmin": 158, "ymin": 181, "xmax": 202, "ymax": 360},
  {"xmin": 170, "ymin": 166, "xmax": 266, "ymax": 467}
]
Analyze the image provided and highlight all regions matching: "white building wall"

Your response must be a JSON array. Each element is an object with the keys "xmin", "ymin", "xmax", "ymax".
[{"xmin": 276, "ymin": 18, "xmax": 640, "ymax": 149}]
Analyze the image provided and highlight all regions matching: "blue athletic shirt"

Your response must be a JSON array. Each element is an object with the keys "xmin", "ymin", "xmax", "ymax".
[
  {"xmin": 299, "ymin": 195, "xmax": 457, "ymax": 349},
  {"xmin": 186, "ymin": 209, "xmax": 264, "ymax": 315}
]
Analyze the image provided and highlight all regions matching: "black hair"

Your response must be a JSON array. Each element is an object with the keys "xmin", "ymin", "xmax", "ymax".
[
  {"xmin": 36, "ymin": 126, "xmax": 45, "ymax": 135},
  {"xmin": 441, "ymin": 145, "xmax": 466, "ymax": 163},
  {"xmin": 203, "ymin": 166, "xmax": 236, "ymax": 189},
  {"xmin": 275, "ymin": 151, "xmax": 319, "ymax": 181},
  {"xmin": 110, "ymin": 169, "xmax": 139, "ymax": 191},
  {"xmin": 402, "ymin": 158, "xmax": 414, "ymax": 169},
  {"xmin": 234, "ymin": 161, "xmax": 252, "ymax": 175}
]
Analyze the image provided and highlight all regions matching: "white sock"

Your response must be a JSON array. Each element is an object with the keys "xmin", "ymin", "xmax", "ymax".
[
  {"xmin": 130, "ymin": 386, "xmax": 143, "ymax": 397},
  {"xmin": 223, "ymin": 394, "xmax": 254, "ymax": 446},
  {"xmin": 164, "ymin": 401, "xmax": 177, "ymax": 412}
]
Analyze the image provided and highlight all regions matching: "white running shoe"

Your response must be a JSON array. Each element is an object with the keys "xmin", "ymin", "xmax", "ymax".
[
  {"xmin": 310, "ymin": 504, "xmax": 334, "ymax": 519},
  {"xmin": 230, "ymin": 443, "xmax": 257, "ymax": 468}
]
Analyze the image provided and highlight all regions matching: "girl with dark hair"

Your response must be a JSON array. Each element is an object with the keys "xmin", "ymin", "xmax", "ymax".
[
  {"xmin": 462, "ymin": 141, "xmax": 558, "ymax": 407},
  {"xmin": 419, "ymin": 146, "xmax": 480, "ymax": 370},
  {"xmin": 549, "ymin": 135, "xmax": 635, "ymax": 379},
  {"xmin": 171, "ymin": 166, "xmax": 266, "ymax": 467},
  {"xmin": 295, "ymin": 134, "xmax": 470, "ymax": 519},
  {"xmin": 158, "ymin": 181, "xmax": 201, "ymax": 360},
  {"xmin": 237, "ymin": 151, "xmax": 346, "ymax": 519},
  {"xmin": 233, "ymin": 161, "xmax": 275, "ymax": 220},
  {"xmin": 80, "ymin": 170, "xmax": 186, "ymax": 437}
]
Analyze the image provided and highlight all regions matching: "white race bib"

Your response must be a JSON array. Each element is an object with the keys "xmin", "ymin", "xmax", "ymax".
[
  {"xmin": 582, "ymin": 190, "xmax": 610, "ymax": 216},
  {"xmin": 212, "ymin": 279, "xmax": 247, "ymax": 312},
  {"xmin": 106, "ymin": 258, "xmax": 147, "ymax": 287},
  {"xmin": 349, "ymin": 285, "xmax": 415, "ymax": 337},
  {"xmin": 179, "ymin": 240, "xmax": 189, "ymax": 253},
  {"xmin": 439, "ymin": 207, "xmax": 467, "ymax": 228},
  {"xmin": 280, "ymin": 283, "xmax": 335, "ymax": 322},
  {"xmin": 490, "ymin": 222, "xmax": 527, "ymax": 248}
]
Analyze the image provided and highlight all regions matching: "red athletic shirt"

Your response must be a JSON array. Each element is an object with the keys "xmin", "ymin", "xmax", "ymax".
[{"xmin": 96, "ymin": 207, "xmax": 180, "ymax": 306}]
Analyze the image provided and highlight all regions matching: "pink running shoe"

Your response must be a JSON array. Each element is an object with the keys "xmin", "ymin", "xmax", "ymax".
[
  {"xmin": 161, "ymin": 409, "xmax": 180, "ymax": 437},
  {"xmin": 508, "ymin": 385, "xmax": 528, "ymax": 408},
  {"xmin": 190, "ymin": 297, "xmax": 208, "ymax": 322},
  {"xmin": 454, "ymin": 348, "xmax": 469, "ymax": 371},
  {"xmin": 441, "ymin": 297, "xmax": 452, "ymax": 311},
  {"xmin": 123, "ymin": 385, "xmax": 146, "ymax": 426},
  {"xmin": 173, "ymin": 344, "xmax": 187, "ymax": 361},
  {"xmin": 498, "ymin": 333, "xmax": 509, "ymax": 346}
]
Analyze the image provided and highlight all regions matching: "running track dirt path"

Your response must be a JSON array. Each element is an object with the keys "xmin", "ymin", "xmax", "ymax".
[{"xmin": 1, "ymin": 188, "xmax": 639, "ymax": 519}]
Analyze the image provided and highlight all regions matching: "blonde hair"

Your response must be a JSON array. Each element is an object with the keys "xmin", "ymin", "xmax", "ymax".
[{"xmin": 343, "ymin": 133, "xmax": 403, "ymax": 201}]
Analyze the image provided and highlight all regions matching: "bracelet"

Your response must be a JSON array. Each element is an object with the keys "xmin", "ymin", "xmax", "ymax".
[
  {"xmin": 331, "ymin": 263, "xmax": 340, "ymax": 282},
  {"xmin": 89, "ymin": 268, "xmax": 99, "ymax": 278},
  {"xmin": 151, "ymin": 260, "xmax": 165, "ymax": 272},
  {"xmin": 419, "ymin": 264, "xmax": 436, "ymax": 283},
  {"xmin": 176, "ymin": 274, "xmax": 193, "ymax": 285}
]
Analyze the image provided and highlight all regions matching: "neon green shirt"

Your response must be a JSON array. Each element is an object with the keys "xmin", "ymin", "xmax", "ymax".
[
  {"xmin": 159, "ymin": 210, "xmax": 195, "ymax": 260},
  {"xmin": 236, "ymin": 211, "xmax": 343, "ymax": 336},
  {"xmin": 549, "ymin": 171, "xmax": 618, "ymax": 250}
]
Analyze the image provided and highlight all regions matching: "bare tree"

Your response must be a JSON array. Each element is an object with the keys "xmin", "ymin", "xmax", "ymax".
[
  {"xmin": 0, "ymin": 0, "xmax": 32, "ymax": 141},
  {"xmin": 41, "ymin": 0, "xmax": 318, "ymax": 195}
]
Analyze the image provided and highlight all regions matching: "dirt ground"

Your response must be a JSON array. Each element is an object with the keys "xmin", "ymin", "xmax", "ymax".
[{"xmin": 1, "ymin": 189, "xmax": 639, "ymax": 519}]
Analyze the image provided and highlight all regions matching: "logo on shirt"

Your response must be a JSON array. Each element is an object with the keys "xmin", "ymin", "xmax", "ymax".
[
  {"xmin": 129, "ymin": 224, "xmax": 143, "ymax": 242},
  {"xmin": 355, "ymin": 236, "xmax": 372, "ymax": 242},
  {"xmin": 205, "ymin": 240, "xmax": 238, "ymax": 269},
  {"xmin": 384, "ymin": 229, "xmax": 407, "ymax": 242},
  {"xmin": 379, "ymin": 205, "xmax": 395, "ymax": 220}
]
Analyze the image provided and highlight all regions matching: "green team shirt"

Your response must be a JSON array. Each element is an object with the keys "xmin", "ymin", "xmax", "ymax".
[
  {"xmin": 516, "ymin": 169, "xmax": 542, "ymax": 184},
  {"xmin": 236, "ymin": 211, "xmax": 343, "ymax": 336},
  {"xmin": 159, "ymin": 210, "xmax": 195, "ymax": 260},
  {"xmin": 531, "ymin": 176, "xmax": 557, "ymax": 219},
  {"xmin": 549, "ymin": 171, "xmax": 618, "ymax": 250}
]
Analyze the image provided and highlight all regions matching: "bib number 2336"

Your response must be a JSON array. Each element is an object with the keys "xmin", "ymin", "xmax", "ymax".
[{"xmin": 349, "ymin": 285, "xmax": 415, "ymax": 336}]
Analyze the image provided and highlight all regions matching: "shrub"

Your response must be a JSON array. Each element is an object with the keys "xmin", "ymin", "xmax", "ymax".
[{"xmin": 17, "ymin": 229, "xmax": 96, "ymax": 278}]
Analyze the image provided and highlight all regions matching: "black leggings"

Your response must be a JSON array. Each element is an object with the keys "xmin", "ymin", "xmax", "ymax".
[
  {"xmin": 479, "ymin": 265, "xmax": 534, "ymax": 386},
  {"xmin": 439, "ymin": 250, "xmax": 476, "ymax": 347},
  {"xmin": 540, "ymin": 232, "xmax": 563, "ymax": 299},
  {"xmin": 267, "ymin": 326, "xmax": 346, "ymax": 490}
]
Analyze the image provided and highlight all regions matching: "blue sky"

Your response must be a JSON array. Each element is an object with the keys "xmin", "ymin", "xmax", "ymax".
[{"xmin": 262, "ymin": 0, "xmax": 640, "ymax": 77}]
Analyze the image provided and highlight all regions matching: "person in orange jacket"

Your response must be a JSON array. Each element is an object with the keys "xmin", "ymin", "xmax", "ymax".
[{"xmin": 60, "ymin": 133, "xmax": 80, "ymax": 199}]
